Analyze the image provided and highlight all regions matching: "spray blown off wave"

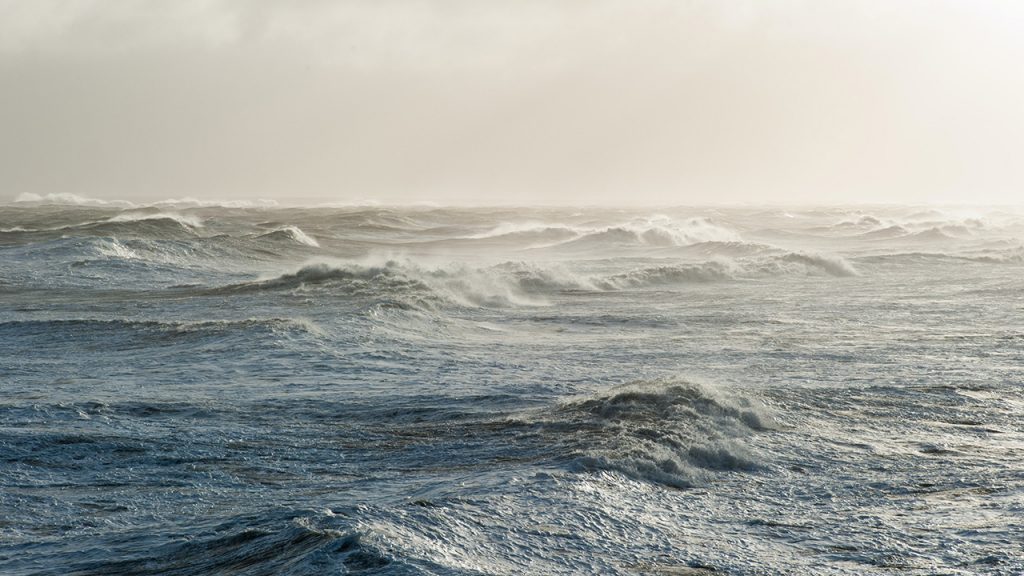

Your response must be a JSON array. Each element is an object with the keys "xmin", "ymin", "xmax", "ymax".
[{"xmin": 213, "ymin": 253, "xmax": 856, "ymax": 310}]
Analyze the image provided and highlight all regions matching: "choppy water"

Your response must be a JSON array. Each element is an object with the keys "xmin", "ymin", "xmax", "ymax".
[{"xmin": 2, "ymin": 198, "xmax": 1023, "ymax": 575}]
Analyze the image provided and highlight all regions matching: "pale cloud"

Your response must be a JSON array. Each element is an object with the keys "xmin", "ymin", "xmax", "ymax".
[
  {"xmin": 1, "ymin": 0, "xmax": 1023, "ymax": 205},
  {"xmin": 0, "ymin": 0, "xmax": 243, "ymax": 53}
]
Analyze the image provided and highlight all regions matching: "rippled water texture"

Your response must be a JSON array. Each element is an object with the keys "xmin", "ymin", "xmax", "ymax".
[{"xmin": 2, "ymin": 200, "xmax": 1023, "ymax": 574}]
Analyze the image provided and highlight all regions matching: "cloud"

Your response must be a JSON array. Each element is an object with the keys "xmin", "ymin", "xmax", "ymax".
[{"xmin": 1, "ymin": 0, "xmax": 1023, "ymax": 204}]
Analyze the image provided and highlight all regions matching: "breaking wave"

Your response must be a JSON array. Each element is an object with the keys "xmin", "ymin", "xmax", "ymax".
[
  {"xmin": 12, "ymin": 192, "xmax": 134, "ymax": 207},
  {"xmin": 258, "ymin": 225, "xmax": 321, "ymax": 247},
  {"xmin": 600, "ymin": 252, "xmax": 857, "ymax": 289},
  {"xmin": 211, "ymin": 252, "xmax": 857, "ymax": 308},
  {"xmin": 540, "ymin": 380, "xmax": 773, "ymax": 488},
  {"xmin": 774, "ymin": 252, "xmax": 859, "ymax": 277},
  {"xmin": 11, "ymin": 192, "xmax": 278, "ymax": 209},
  {"xmin": 105, "ymin": 211, "xmax": 204, "ymax": 228},
  {"xmin": 550, "ymin": 217, "xmax": 741, "ymax": 250},
  {"xmin": 214, "ymin": 261, "xmax": 548, "ymax": 308}
]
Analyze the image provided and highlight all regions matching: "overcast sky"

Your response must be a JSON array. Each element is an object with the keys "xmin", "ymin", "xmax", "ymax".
[{"xmin": 1, "ymin": 0, "xmax": 1022, "ymax": 205}]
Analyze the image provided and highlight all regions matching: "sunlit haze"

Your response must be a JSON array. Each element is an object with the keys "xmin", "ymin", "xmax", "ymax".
[{"xmin": 2, "ymin": 0, "xmax": 1023, "ymax": 205}]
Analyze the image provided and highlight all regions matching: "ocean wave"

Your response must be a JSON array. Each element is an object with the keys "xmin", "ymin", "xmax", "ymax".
[
  {"xmin": 541, "ymin": 380, "xmax": 772, "ymax": 488},
  {"xmin": 491, "ymin": 261, "xmax": 597, "ymax": 292},
  {"xmin": 0, "ymin": 317, "xmax": 326, "ymax": 343},
  {"xmin": 105, "ymin": 211, "xmax": 204, "ymax": 228},
  {"xmin": 773, "ymin": 252, "xmax": 859, "ymax": 277},
  {"xmin": 12, "ymin": 192, "xmax": 134, "ymax": 207},
  {"xmin": 214, "ymin": 261, "xmax": 547, "ymax": 308},
  {"xmin": 905, "ymin": 227, "xmax": 957, "ymax": 241},
  {"xmin": 150, "ymin": 196, "xmax": 280, "ymax": 208},
  {"xmin": 854, "ymin": 248, "xmax": 1024, "ymax": 265},
  {"xmin": 257, "ymin": 225, "xmax": 320, "ymax": 247},
  {"xmin": 93, "ymin": 238, "xmax": 141, "ymax": 260},
  {"xmin": 599, "ymin": 252, "xmax": 857, "ymax": 288},
  {"xmin": 856, "ymin": 224, "xmax": 909, "ymax": 239},
  {"xmin": 460, "ymin": 222, "xmax": 581, "ymax": 247},
  {"xmin": 597, "ymin": 262, "xmax": 736, "ymax": 289},
  {"xmin": 0, "ymin": 212, "xmax": 200, "ymax": 240},
  {"xmin": 212, "ymin": 253, "xmax": 856, "ymax": 308},
  {"xmin": 676, "ymin": 240, "xmax": 775, "ymax": 258},
  {"xmin": 10, "ymin": 192, "xmax": 278, "ymax": 209},
  {"xmin": 550, "ymin": 217, "xmax": 741, "ymax": 250},
  {"xmin": 64, "ymin": 513, "xmax": 386, "ymax": 576}
]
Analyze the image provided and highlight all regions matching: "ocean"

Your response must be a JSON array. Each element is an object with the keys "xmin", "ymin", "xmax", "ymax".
[{"xmin": 1, "ymin": 199, "xmax": 1022, "ymax": 575}]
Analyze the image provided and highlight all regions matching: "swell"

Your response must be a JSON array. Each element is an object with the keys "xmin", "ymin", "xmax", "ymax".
[
  {"xmin": 0, "ymin": 215, "xmax": 199, "ymax": 242},
  {"xmin": 255, "ymin": 225, "xmax": 320, "ymax": 247},
  {"xmin": 854, "ymin": 248, "xmax": 1024, "ymax": 265},
  {"xmin": 541, "ymin": 217, "xmax": 742, "ymax": 251},
  {"xmin": 207, "ymin": 261, "xmax": 547, "ymax": 308},
  {"xmin": 525, "ymin": 380, "xmax": 774, "ymax": 488},
  {"xmin": 202, "ymin": 252, "xmax": 857, "ymax": 310},
  {"xmin": 0, "ymin": 318, "xmax": 325, "ymax": 349},
  {"xmin": 598, "ymin": 252, "xmax": 857, "ymax": 289},
  {"xmin": 54, "ymin": 513, "xmax": 391, "ymax": 576}
]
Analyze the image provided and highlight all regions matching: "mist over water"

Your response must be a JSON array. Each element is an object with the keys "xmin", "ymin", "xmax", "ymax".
[{"xmin": 2, "ymin": 197, "xmax": 1023, "ymax": 574}]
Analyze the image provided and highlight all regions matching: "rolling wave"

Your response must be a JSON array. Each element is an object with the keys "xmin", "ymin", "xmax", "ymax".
[
  {"xmin": 209, "ymin": 252, "xmax": 856, "ymax": 311},
  {"xmin": 212, "ymin": 261, "xmax": 545, "ymax": 308},
  {"xmin": 63, "ymin": 513, "xmax": 388, "ymax": 576},
  {"xmin": 0, "ymin": 317, "xmax": 325, "ymax": 342},
  {"xmin": 257, "ymin": 225, "xmax": 321, "ymax": 247},
  {"xmin": 546, "ymin": 217, "xmax": 741, "ymax": 251},
  {"xmin": 533, "ymin": 380, "xmax": 772, "ymax": 488}
]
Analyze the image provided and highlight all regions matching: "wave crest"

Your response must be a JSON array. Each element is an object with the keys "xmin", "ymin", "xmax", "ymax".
[
  {"xmin": 258, "ymin": 225, "xmax": 320, "ymax": 247},
  {"xmin": 106, "ymin": 211, "xmax": 203, "ymax": 228},
  {"xmin": 217, "ymin": 261, "xmax": 548, "ymax": 308},
  {"xmin": 546, "ymin": 380, "xmax": 772, "ymax": 488}
]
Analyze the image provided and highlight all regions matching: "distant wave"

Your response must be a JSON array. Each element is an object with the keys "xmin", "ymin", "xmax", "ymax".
[
  {"xmin": 11, "ymin": 192, "xmax": 278, "ymax": 209},
  {"xmin": 12, "ymin": 192, "xmax": 134, "ymax": 207},
  {"xmin": 211, "ymin": 261, "xmax": 547, "ymax": 308},
  {"xmin": 208, "ymin": 253, "xmax": 856, "ymax": 311},
  {"xmin": 599, "ymin": 252, "xmax": 857, "ymax": 289},
  {"xmin": 855, "ymin": 248, "xmax": 1024, "ymax": 265},
  {"xmin": 459, "ymin": 223, "xmax": 581, "ymax": 247},
  {"xmin": 774, "ymin": 252, "xmax": 859, "ymax": 277},
  {"xmin": 448, "ymin": 216, "xmax": 743, "ymax": 252},
  {"xmin": 905, "ymin": 227, "xmax": 957, "ymax": 241},
  {"xmin": 855, "ymin": 225, "xmax": 909, "ymax": 239},
  {"xmin": 105, "ymin": 211, "xmax": 204, "ymax": 228},
  {"xmin": 257, "ymin": 225, "xmax": 320, "ymax": 247},
  {"xmin": 548, "ymin": 217, "xmax": 741, "ymax": 251},
  {"xmin": 150, "ymin": 196, "xmax": 280, "ymax": 208},
  {"xmin": 0, "ymin": 211, "xmax": 201, "ymax": 237},
  {"xmin": 597, "ymin": 261, "xmax": 736, "ymax": 289}
]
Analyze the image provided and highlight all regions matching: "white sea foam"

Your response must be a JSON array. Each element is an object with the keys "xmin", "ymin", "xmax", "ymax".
[{"xmin": 94, "ymin": 238, "xmax": 140, "ymax": 260}]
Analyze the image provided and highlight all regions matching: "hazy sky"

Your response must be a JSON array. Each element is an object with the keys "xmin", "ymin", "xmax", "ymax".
[{"xmin": 1, "ymin": 0, "xmax": 1023, "ymax": 205}]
